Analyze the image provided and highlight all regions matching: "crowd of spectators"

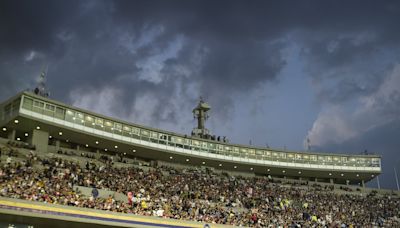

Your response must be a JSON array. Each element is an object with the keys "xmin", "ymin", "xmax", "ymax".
[{"xmin": 0, "ymin": 148, "xmax": 399, "ymax": 227}]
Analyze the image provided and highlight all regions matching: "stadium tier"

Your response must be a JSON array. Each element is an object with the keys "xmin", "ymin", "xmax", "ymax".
[{"xmin": 0, "ymin": 91, "xmax": 381, "ymax": 186}]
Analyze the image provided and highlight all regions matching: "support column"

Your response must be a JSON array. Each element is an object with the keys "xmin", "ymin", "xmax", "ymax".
[
  {"xmin": 330, "ymin": 178, "xmax": 334, "ymax": 184},
  {"xmin": 7, "ymin": 129, "xmax": 16, "ymax": 141},
  {"xmin": 55, "ymin": 140, "xmax": 61, "ymax": 152},
  {"xmin": 96, "ymin": 149, "xmax": 100, "ymax": 159},
  {"xmin": 361, "ymin": 180, "xmax": 365, "ymax": 188},
  {"xmin": 315, "ymin": 177, "xmax": 318, "ymax": 182},
  {"xmin": 346, "ymin": 180, "xmax": 350, "ymax": 185},
  {"xmin": 76, "ymin": 145, "xmax": 80, "ymax": 152},
  {"xmin": 30, "ymin": 130, "xmax": 49, "ymax": 153}
]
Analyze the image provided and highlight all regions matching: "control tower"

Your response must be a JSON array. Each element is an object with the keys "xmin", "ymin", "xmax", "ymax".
[{"xmin": 191, "ymin": 97, "xmax": 211, "ymax": 138}]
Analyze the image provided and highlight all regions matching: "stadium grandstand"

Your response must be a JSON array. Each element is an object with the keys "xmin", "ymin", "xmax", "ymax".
[{"xmin": 0, "ymin": 90, "xmax": 399, "ymax": 227}]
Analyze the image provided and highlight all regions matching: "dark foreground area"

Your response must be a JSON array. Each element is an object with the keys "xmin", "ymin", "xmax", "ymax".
[{"xmin": 0, "ymin": 213, "xmax": 113, "ymax": 228}]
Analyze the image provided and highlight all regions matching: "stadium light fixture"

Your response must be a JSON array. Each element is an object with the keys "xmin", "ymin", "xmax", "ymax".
[
  {"xmin": 132, "ymin": 149, "xmax": 136, "ymax": 152},
  {"xmin": 186, "ymin": 159, "xmax": 190, "ymax": 162},
  {"xmin": 2, "ymin": 127, "xmax": 6, "ymax": 131},
  {"xmin": 282, "ymin": 170, "xmax": 286, "ymax": 173},
  {"xmin": 219, "ymin": 163, "xmax": 222, "ymax": 167},
  {"xmin": 104, "ymin": 148, "xmax": 108, "ymax": 151},
  {"xmin": 36, "ymin": 126, "xmax": 40, "ymax": 130},
  {"xmin": 95, "ymin": 141, "xmax": 99, "ymax": 144},
  {"xmin": 49, "ymin": 135, "xmax": 52, "ymax": 139},
  {"xmin": 85, "ymin": 144, "xmax": 89, "ymax": 147},
  {"xmin": 341, "ymin": 173, "xmax": 344, "ymax": 176},
  {"xmin": 234, "ymin": 166, "xmax": 237, "ymax": 169},
  {"xmin": 298, "ymin": 171, "xmax": 302, "ymax": 174},
  {"xmin": 250, "ymin": 167, "xmax": 254, "ymax": 171},
  {"xmin": 123, "ymin": 152, "xmax": 126, "ymax": 155},
  {"xmin": 267, "ymin": 169, "xmax": 270, "ymax": 172},
  {"xmin": 114, "ymin": 145, "xmax": 118, "ymax": 149},
  {"xmin": 169, "ymin": 156, "xmax": 173, "ymax": 159},
  {"xmin": 356, "ymin": 174, "xmax": 359, "ymax": 177},
  {"xmin": 14, "ymin": 119, "xmax": 19, "ymax": 124},
  {"xmin": 371, "ymin": 175, "xmax": 374, "ymax": 177},
  {"xmin": 202, "ymin": 161, "xmax": 206, "ymax": 165},
  {"xmin": 16, "ymin": 137, "xmax": 20, "ymax": 141},
  {"xmin": 24, "ymin": 133, "xmax": 28, "ymax": 137},
  {"xmin": 59, "ymin": 131, "xmax": 63, "ymax": 136},
  {"xmin": 329, "ymin": 173, "xmax": 332, "ymax": 176},
  {"xmin": 66, "ymin": 139, "xmax": 69, "ymax": 142}
]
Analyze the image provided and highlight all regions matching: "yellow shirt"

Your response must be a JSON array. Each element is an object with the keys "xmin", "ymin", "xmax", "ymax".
[{"xmin": 141, "ymin": 201, "xmax": 148, "ymax": 209}]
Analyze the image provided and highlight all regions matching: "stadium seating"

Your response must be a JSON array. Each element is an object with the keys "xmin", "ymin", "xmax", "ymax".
[{"xmin": 0, "ymin": 142, "xmax": 399, "ymax": 227}]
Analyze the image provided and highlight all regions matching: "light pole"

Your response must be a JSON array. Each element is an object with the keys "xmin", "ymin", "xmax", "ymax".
[{"xmin": 395, "ymin": 162, "xmax": 400, "ymax": 191}]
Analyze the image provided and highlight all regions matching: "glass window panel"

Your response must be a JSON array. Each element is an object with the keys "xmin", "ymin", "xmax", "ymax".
[
  {"xmin": 105, "ymin": 121, "xmax": 113, "ymax": 127},
  {"xmin": 45, "ymin": 104, "xmax": 55, "ymax": 111},
  {"xmin": 22, "ymin": 97, "xmax": 33, "ymax": 109},
  {"xmin": 132, "ymin": 127, "xmax": 140, "ymax": 135},
  {"xmin": 54, "ymin": 107, "xmax": 65, "ymax": 120},
  {"xmin": 151, "ymin": 132, "xmax": 158, "ymax": 138},
  {"xmin": 65, "ymin": 110, "xmax": 75, "ymax": 121},
  {"xmin": 95, "ymin": 118, "xmax": 103, "ymax": 126},
  {"xmin": 114, "ymin": 123, "xmax": 122, "ymax": 130},
  {"xmin": 33, "ymin": 100, "xmax": 44, "ymax": 108},
  {"xmin": 76, "ymin": 112, "xmax": 84, "ymax": 119},
  {"xmin": 86, "ymin": 115, "xmax": 94, "ymax": 122}
]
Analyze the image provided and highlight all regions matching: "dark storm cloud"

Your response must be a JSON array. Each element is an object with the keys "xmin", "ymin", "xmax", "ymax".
[
  {"xmin": 1, "ymin": 0, "xmax": 400, "ymax": 121},
  {"xmin": 0, "ymin": 0, "xmax": 292, "ymax": 127}
]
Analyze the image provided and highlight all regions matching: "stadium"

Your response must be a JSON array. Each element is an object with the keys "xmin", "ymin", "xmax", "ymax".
[{"xmin": 0, "ymin": 90, "xmax": 399, "ymax": 227}]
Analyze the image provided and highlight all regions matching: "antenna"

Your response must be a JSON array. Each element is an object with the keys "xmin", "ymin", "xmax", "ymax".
[
  {"xmin": 33, "ymin": 65, "xmax": 50, "ymax": 97},
  {"xmin": 307, "ymin": 137, "xmax": 311, "ymax": 151}
]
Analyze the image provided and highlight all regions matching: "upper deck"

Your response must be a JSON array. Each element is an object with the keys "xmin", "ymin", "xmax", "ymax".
[{"xmin": 0, "ymin": 92, "xmax": 381, "ymax": 184}]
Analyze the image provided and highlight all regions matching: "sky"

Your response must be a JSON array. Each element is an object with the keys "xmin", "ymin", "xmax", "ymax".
[{"xmin": 1, "ymin": 0, "xmax": 400, "ymax": 189}]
